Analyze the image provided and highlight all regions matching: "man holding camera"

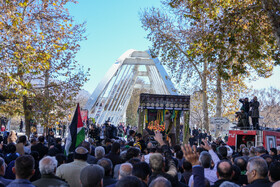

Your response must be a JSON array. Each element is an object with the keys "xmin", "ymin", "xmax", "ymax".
[
  {"xmin": 238, "ymin": 98, "xmax": 250, "ymax": 129},
  {"xmin": 239, "ymin": 98, "xmax": 250, "ymax": 114}
]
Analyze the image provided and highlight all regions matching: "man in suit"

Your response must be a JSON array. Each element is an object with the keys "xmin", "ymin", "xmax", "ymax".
[
  {"xmin": 97, "ymin": 158, "xmax": 117, "ymax": 187},
  {"xmin": 31, "ymin": 136, "xmax": 48, "ymax": 160}
]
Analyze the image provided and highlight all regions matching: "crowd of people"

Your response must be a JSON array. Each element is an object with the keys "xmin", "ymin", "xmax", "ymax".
[{"xmin": 0, "ymin": 124, "xmax": 278, "ymax": 187}]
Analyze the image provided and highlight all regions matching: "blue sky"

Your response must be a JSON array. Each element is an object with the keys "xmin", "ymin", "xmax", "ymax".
[
  {"xmin": 68, "ymin": 0, "xmax": 162, "ymax": 93},
  {"xmin": 68, "ymin": 1, "xmax": 280, "ymax": 94}
]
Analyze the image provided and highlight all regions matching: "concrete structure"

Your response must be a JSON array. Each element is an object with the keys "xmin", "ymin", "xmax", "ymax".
[{"xmin": 85, "ymin": 49, "xmax": 177, "ymax": 125}]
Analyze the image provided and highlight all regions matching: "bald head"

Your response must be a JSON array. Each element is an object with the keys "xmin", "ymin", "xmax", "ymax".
[
  {"xmin": 119, "ymin": 163, "xmax": 133, "ymax": 179},
  {"xmin": 217, "ymin": 160, "xmax": 233, "ymax": 180}
]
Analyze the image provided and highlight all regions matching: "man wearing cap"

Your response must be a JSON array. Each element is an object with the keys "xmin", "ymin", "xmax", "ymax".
[
  {"xmin": 56, "ymin": 147, "xmax": 89, "ymax": 187},
  {"xmin": 80, "ymin": 165, "xmax": 104, "ymax": 187}
]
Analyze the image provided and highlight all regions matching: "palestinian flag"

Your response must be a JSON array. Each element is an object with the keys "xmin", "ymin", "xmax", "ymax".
[{"xmin": 65, "ymin": 103, "xmax": 85, "ymax": 155}]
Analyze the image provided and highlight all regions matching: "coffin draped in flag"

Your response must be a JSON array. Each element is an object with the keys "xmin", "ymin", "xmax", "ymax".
[{"xmin": 65, "ymin": 103, "xmax": 85, "ymax": 155}]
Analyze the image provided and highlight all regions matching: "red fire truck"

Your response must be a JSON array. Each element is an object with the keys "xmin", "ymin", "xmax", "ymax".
[{"xmin": 227, "ymin": 130, "xmax": 280, "ymax": 150}]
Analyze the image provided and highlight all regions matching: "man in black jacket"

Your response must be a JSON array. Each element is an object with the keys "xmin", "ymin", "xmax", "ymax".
[
  {"xmin": 97, "ymin": 158, "xmax": 117, "ymax": 186},
  {"xmin": 245, "ymin": 157, "xmax": 273, "ymax": 187},
  {"xmin": 249, "ymin": 96, "xmax": 260, "ymax": 130},
  {"xmin": 31, "ymin": 136, "xmax": 48, "ymax": 160},
  {"xmin": 105, "ymin": 142, "xmax": 122, "ymax": 167},
  {"xmin": 239, "ymin": 98, "xmax": 250, "ymax": 114},
  {"xmin": 239, "ymin": 98, "xmax": 250, "ymax": 127},
  {"xmin": 211, "ymin": 160, "xmax": 234, "ymax": 187}
]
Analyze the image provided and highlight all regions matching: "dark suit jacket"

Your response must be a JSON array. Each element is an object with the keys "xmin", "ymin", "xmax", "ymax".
[
  {"xmin": 245, "ymin": 179, "xmax": 273, "ymax": 187},
  {"xmin": 105, "ymin": 152, "xmax": 122, "ymax": 167},
  {"xmin": 31, "ymin": 143, "xmax": 48, "ymax": 160},
  {"xmin": 103, "ymin": 176, "xmax": 117, "ymax": 187},
  {"xmin": 192, "ymin": 166, "xmax": 205, "ymax": 187},
  {"xmin": 87, "ymin": 154, "xmax": 97, "ymax": 164},
  {"xmin": 180, "ymin": 171, "xmax": 192, "ymax": 184},
  {"xmin": 237, "ymin": 175, "xmax": 248, "ymax": 185}
]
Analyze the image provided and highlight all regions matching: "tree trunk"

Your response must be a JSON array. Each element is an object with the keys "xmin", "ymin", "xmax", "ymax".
[
  {"xmin": 138, "ymin": 109, "xmax": 144, "ymax": 134},
  {"xmin": 23, "ymin": 96, "xmax": 31, "ymax": 137},
  {"xmin": 44, "ymin": 70, "xmax": 50, "ymax": 129},
  {"xmin": 183, "ymin": 111, "xmax": 190, "ymax": 144},
  {"xmin": 175, "ymin": 113, "xmax": 180, "ymax": 144},
  {"xmin": 216, "ymin": 73, "xmax": 222, "ymax": 117},
  {"xmin": 202, "ymin": 61, "xmax": 209, "ymax": 131}
]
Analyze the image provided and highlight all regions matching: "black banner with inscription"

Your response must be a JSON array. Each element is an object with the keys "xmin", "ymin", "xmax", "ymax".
[{"xmin": 139, "ymin": 93, "xmax": 190, "ymax": 111}]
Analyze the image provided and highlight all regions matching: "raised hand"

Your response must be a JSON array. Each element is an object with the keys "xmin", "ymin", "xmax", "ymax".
[
  {"xmin": 201, "ymin": 139, "xmax": 211, "ymax": 151},
  {"xmin": 154, "ymin": 131, "xmax": 165, "ymax": 146},
  {"xmin": 181, "ymin": 144, "xmax": 200, "ymax": 166}
]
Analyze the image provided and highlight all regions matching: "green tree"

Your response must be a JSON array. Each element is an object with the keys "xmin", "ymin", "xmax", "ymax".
[
  {"xmin": 140, "ymin": 0, "xmax": 279, "ymax": 131},
  {"xmin": 0, "ymin": 0, "xmax": 89, "ymax": 136},
  {"xmin": 261, "ymin": 0, "xmax": 280, "ymax": 49}
]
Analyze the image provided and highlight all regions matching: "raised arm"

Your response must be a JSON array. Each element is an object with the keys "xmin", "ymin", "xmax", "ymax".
[
  {"xmin": 154, "ymin": 131, "xmax": 177, "ymax": 177},
  {"xmin": 201, "ymin": 139, "xmax": 220, "ymax": 167},
  {"xmin": 181, "ymin": 144, "xmax": 205, "ymax": 187}
]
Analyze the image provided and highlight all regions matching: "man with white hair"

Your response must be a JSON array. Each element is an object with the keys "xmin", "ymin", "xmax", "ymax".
[
  {"xmin": 107, "ymin": 163, "xmax": 133, "ymax": 187},
  {"xmin": 95, "ymin": 146, "xmax": 105, "ymax": 161},
  {"xmin": 246, "ymin": 156, "xmax": 272, "ymax": 187},
  {"xmin": 32, "ymin": 156, "xmax": 69, "ymax": 187},
  {"xmin": 118, "ymin": 163, "xmax": 133, "ymax": 179}
]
